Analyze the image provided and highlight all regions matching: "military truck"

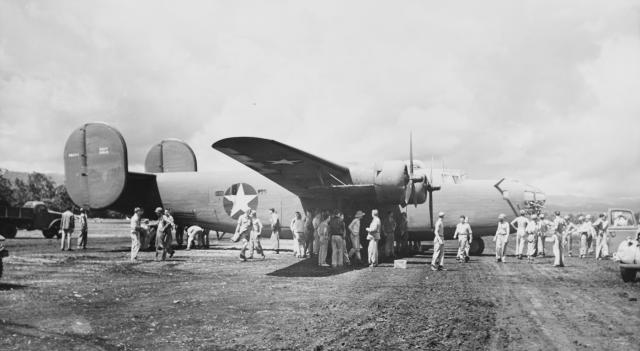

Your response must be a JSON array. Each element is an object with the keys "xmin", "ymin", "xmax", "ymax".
[
  {"xmin": 0, "ymin": 201, "xmax": 62, "ymax": 239},
  {"xmin": 0, "ymin": 234, "xmax": 7, "ymax": 278}
]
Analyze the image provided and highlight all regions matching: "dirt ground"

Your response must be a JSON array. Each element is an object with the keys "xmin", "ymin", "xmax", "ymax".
[{"xmin": 1, "ymin": 220, "xmax": 639, "ymax": 351}]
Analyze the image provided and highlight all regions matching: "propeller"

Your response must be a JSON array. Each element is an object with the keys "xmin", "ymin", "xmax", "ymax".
[{"xmin": 403, "ymin": 133, "xmax": 440, "ymax": 228}]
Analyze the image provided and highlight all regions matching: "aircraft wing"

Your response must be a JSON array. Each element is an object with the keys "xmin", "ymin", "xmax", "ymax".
[{"xmin": 213, "ymin": 137, "xmax": 359, "ymax": 197}]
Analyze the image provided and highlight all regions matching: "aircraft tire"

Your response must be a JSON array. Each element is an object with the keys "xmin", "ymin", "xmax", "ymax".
[
  {"xmin": 42, "ymin": 222, "xmax": 60, "ymax": 239},
  {"xmin": 0, "ymin": 223, "xmax": 17, "ymax": 239},
  {"xmin": 176, "ymin": 225, "xmax": 184, "ymax": 246},
  {"xmin": 469, "ymin": 237, "xmax": 485, "ymax": 256},
  {"xmin": 620, "ymin": 268, "xmax": 636, "ymax": 282}
]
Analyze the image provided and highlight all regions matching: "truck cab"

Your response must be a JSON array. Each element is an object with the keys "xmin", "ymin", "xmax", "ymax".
[{"xmin": 608, "ymin": 208, "xmax": 640, "ymax": 282}]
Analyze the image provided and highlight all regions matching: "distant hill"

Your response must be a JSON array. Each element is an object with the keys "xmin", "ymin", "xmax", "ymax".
[
  {"xmin": 544, "ymin": 194, "xmax": 640, "ymax": 215},
  {"xmin": 0, "ymin": 168, "xmax": 65, "ymax": 186}
]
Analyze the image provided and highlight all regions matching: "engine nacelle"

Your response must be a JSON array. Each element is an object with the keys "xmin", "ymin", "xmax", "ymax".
[
  {"xmin": 373, "ymin": 160, "xmax": 408, "ymax": 204},
  {"xmin": 408, "ymin": 181, "xmax": 427, "ymax": 205}
]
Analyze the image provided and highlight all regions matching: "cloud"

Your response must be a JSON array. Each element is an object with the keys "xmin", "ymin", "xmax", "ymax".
[{"xmin": 0, "ymin": 0, "xmax": 639, "ymax": 199}]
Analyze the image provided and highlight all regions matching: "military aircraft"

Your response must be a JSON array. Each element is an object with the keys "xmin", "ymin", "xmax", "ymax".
[{"xmin": 64, "ymin": 123, "xmax": 546, "ymax": 255}]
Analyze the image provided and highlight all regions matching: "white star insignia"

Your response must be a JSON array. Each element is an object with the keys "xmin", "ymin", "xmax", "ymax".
[
  {"xmin": 224, "ymin": 184, "xmax": 258, "ymax": 217},
  {"xmin": 268, "ymin": 158, "xmax": 301, "ymax": 165}
]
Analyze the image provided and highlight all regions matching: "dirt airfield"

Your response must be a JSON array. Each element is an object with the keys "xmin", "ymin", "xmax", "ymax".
[{"xmin": 1, "ymin": 220, "xmax": 639, "ymax": 351}]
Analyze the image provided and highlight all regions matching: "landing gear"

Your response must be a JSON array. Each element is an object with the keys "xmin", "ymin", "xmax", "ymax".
[
  {"xmin": 469, "ymin": 237, "xmax": 485, "ymax": 256},
  {"xmin": 620, "ymin": 267, "xmax": 637, "ymax": 282},
  {"xmin": 0, "ymin": 223, "xmax": 17, "ymax": 239},
  {"xmin": 175, "ymin": 225, "xmax": 184, "ymax": 247}
]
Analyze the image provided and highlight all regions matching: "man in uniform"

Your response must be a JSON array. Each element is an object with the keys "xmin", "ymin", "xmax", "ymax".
[
  {"xmin": 154, "ymin": 207, "xmax": 171, "ymax": 261},
  {"xmin": 290, "ymin": 212, "xmax": 305, "ymax": 258},
  {"xmin": 234, "ymin": 209, "xmax": 253, "ymax": 261},
  {"xmin": 186, "ymin": 225, "xmax": 204, "ymax": 250},
  {"xmin": 537, "ymin": 213, "xmax": 551, "ymax": 257},
  {"xmin": 431, "ymin": 212, "xmax": 446, "ymax": 271},
  {"xmin": 348, "ymin": 210, "xmax": 365, "ymax": 264},
  {"xmin": 511, "ymin": 210, "xmax": 528, "ymax": 259},
  {"xmin": 60, "ymin": 206, "xmax": 75, "ymax": 251},
  {"xmin": 304, "ymin": 209, "xmax": 315, "ymax": 258},
  {"xmin": 130, "ymin": 207, "xmax": 144, "ymax": 262},
  {"xmin": 526, "ymin": 214, "xmax": 542, "ymax": 263},
  {"xmin": 563, "ymin": 215, "xmax": 578, "ymax": 256},
  {"xmin": 248, "ymin": 211, "xmax": 266, "ymax": 259},
  {"xmin": 382, "ymin": 211, "xmax": 396, "ymax": 261},
  {"xmin": 494, "ymin": 214, "xmax": 510, "ymax": 263},
  {"xmin": 366, "ymin": 209, "xmax": 381, "ymax": 268},
  {"xmin": 329, "ymin": 210, "xmax": 346, "ymax": 268},
  {"xmin": 453, "ymin": 215, "xmax": 472, "ymax": 262},
  {"xmin": 269, "ymin": 208, "xmax": 280, "ymax": 254},
  {"xmin": 594, "ymin": 213, "xmax": 609, "ymax": 260},
  {"xmin": 77, "ymin": 208, "xmax": 88, "ymax": 250}
]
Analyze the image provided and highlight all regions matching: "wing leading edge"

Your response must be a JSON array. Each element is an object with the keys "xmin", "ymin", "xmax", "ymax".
[{"xmin": 212, "ymin": 137, "xmax": 373, "ymax": 200}]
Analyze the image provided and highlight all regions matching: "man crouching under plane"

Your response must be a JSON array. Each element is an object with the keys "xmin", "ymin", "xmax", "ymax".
[{"xmin": 62, "ymin": 122, "xmax": 546, "ymax": 259}]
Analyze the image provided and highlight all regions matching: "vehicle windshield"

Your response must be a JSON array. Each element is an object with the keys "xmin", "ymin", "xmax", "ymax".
[{"xmin": 610, "ymin": 210, "xmax": 635, "ymax": 226}]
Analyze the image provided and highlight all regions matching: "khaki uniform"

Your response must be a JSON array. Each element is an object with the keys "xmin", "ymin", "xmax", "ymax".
[
  {"xmin": 60, "ymin": 210, "xmax": 75, "ymax": 250},
  {"xmin": 317, "ymin": 219, "xmax": 329, "ymax": 266},
  {"xmin": 494, "ymin": 221, "xmax": 510, "ymax": 262},
  {"xmin": 367, "ymin": 217, "xmax": 381, "ymax": 266},
  {"xmin": 130, "ymin": 214, "xmax": 142, "ymax": 262},
  {"xmin": 348, "ymin": 218, "xmax": 362, "ymax": 262},
  {"xmin": 77, "ymin": 213, "xmax": 88, "ymax": 249},
  {"xmin": 511, "ymin": 216, "xmax": 528, "ymax": 257},
  {"xmin": 454, "ymin": 222, "xmax": 472, "ymax": 261},
  {"xmin": 248, "ymin": 218, "xmax": 265, "ymax": 258},
  {"xmin": 431, "ymin": 218, "xmax": 445, "ymax": 268}
]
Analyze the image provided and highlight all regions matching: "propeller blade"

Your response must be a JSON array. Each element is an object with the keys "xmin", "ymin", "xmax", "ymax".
[
  {"xmin": 409, "ymin": 132, "xmax": 414, "ymax": 177},
  {"xmin": 429, "ymin": 189, "xmax": 434, "ymax": 229}
]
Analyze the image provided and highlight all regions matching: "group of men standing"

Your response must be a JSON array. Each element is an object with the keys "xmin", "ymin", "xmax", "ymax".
[
  {"xmin": 129, "ymin": 207, "xmax": 177, "ymax": 262},
  {"xmin": 59, "ymin": 207, "xmax": 88, "ymax": 251}
]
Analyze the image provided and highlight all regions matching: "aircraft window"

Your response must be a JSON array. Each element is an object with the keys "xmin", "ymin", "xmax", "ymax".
[
  {"xmin": 611, "ymin": 210, "xmax": 635, "ymax": 226},
  {"xmin": 258, "ymin": 189, "xmax": 267, "ymax": 195},
  {"xmin": 215, "ymin": 191, "xmax": 224, "ymax": 197}
]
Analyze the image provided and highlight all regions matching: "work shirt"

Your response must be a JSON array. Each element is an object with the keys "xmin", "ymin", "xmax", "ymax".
[
  {"xmin": 187, "ymin": 225, "xmax": 203, "ymax": 236},
  {"xmin": 511, "ymin": 216, "xmax": 528, "ymax": 234},
  {"xmin": 130, "ymin": 213, "xmax": 141, "ymax": 233},
  {"xmin": 495, "ymin": 221, "xmax": 510, "ymax": 235},
  {"xmin": 317, "ymin": 219, "xmax": 329, "ymax": 241},
  {"xmin": 526, "ymin": 220, "xmax": 542, "ymax": 235},
  {"xmin": 61, "ymin": 210, "xmax": 75, "ymax": 231},
  {"xmin": 79, "ymin": 213, "xmax": 88, "ymax": 231},
  {"xmin": 434, "ymin": 218, "xmax": 444, "ymax": 241},
  {"xmin": 348, "ymin": 218, "xmax": 361, "ymax": 236},
  {"xmin": 367, "ymin": 217, "xmax": 381, "ymax": 240},
  {"xmin": 291, "ymin": 217, "xmax": 305, "ymax": 233},
  {"xmin": 313, "ymin": 214, "xmax": 321, "ymax": 230},
  {"xmin": 580, "ymin": 222, "xmax": 595, "ymax": 236},
  {"xmin": 593, "ymin": 218, "xmax": 608, "ymax": 235},
  {"xmin": 270, "ymin": 213, "xmax": 280, "ymax": 231},
  {"xmin": 236, "ymin": 214, "xmax": 253, "ymax": 234},
  {"xmin": 252, "ymin": 218, "xmax": 263, "ymax": 236},
  {"xmin": 553, "ymin": 217, "xmax": 566, "ymax": 233},
  {"xmin": 455, "ymin": 223, "xmax": 472, "ymax": 237}
]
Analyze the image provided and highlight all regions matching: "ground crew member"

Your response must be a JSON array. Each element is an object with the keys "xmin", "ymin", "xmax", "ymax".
[
  {"xmin": 248, "ymin": 211, "xmax": 266, "ymax": 259},
  {"xmin": 537, "ymin": 213, "xmax": 550, "ymax": 257},
  {"xmin": 348, "ymin": 210, "xmax": 364, "ymax": 264},
  {"xmin": 317, "ymin": 211, "xmax": 330, "ymax": 267},
  {"xmin": 453, "ymin": 215, "xmax": 472, "ymax": 262},
  {"xmin": 234, "ymin": 209, "xmax": 253, "ymax": 261},
  {"xmin": 154, "ymin": 207, "xmax": 171, "ymax": 261},
  {"xmin": 494, "ymin": 214, "xmax": 510, "ymax": 263},
  {"xmin": 312, "ymin": 210, "xmax": 322, "ymax": 257},
  {"xmin": 594, "ymin": 213, "xmax": 610, "ymax": 260},
  {"xmin": 563, "ymin": 215, "xmax": 577, "ymax": 256},
  {"xmin": 397, "ymin": 212, "xmax": 409, "ymax": 256},
  {"xmin": 163, "ymin": 209, "xmax": 176, "ymax": 256},
  {"xmin": 366, "ymin": 209, "xmax": 381, "ymax": 268},
  {"xmin": 290, "ymin": 212, "xmax": 305, "ymax": 258},
  {"xmin": 328, "ymin": 210, "xmax": 346, "ymax": 268},
  {"xmin": 77, "ymin": 208, "xmax": 88, "ymax": 250},
  {"xmin": 130, "ymin": 207, "xmax": 144, "ymax": 262},
  {"xmin": 431, "ymin": 212, "xmax": 446, "ymax": 271},
  {"xmin": 185, "ymin": 225, "xmax": 203, "ymax": 250},
  {"xmin": 60, "ymin": 206, "xmax": 75, "ymax": 251},
  {"xmin": 304, "ymin": 210, "xmax": 315, "ymax": 257},
  {"xmin": 578, "ymin": 215, "xmax": 593, "ymax": 258},
  {"xmin": 269, "ymin": 208, "xmax": 280, "ymax": 254},
  {"xmin": 551, "ymin": 211, "xmax": 566, "ymax": 267},
  {"xmin": 526, "ymin": 214, "xmax": 541, "ymax": 263},
  {"xmin": 511, "ymin": 210, "xmax": 528, "ymax": 259},
  {"xmin": 382, "ymin": 211, "xmax": 396, "ymax": 260}
]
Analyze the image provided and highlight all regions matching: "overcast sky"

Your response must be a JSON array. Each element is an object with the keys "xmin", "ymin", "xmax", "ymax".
[{"xmin": 1, "ymin": 0, "xmax": 639, "ymax": 199}]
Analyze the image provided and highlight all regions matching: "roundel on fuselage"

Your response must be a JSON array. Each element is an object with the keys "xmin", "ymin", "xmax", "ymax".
[{"xmin": 223, "ymin": 183, "xmax": 259, "ymax": 219}]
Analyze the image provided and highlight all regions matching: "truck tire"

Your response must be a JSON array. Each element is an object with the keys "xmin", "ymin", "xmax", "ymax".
[
  {"xmin": 0, "ymin": 223, "xmax": 17, "ymax": 239},
  {"xmin": 0, "ymin": 259, "xmax": 3, "ymax": 279},
  {"xmin": 42, "ymin": 222, "xmax": 61, "ymax": 239},
  {"xmin": 620, "ymin": 268, "xmax": 636, "ymax": 282},
  {"xmin": 469, "ymin": 237, "xmax": 485, "ymax": 256}
]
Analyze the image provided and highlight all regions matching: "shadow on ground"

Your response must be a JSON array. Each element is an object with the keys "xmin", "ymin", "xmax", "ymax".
[
  {"xmin": 267, "ymin": 257, "xmax": 368, "ymax": 277},
  {"xmin": 0, "ymin": 282, "xmax": 28, "ymax": 291}
]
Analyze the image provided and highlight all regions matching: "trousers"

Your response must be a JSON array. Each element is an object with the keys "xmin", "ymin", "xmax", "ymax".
[
  {"xmin": 331, "ymin": 236, "xmax": 345, "ymax": 267},
  {"xmin": 495, "ymin": 235, "xmax": 508, "ymax": 261},
  {"xmin": 457, "ymin": 235, "xmax": 470, "ymax": 259},
  {"xmin": 579, "ymin": 233, "xmax": 589, "ymax": 257},
  {"xmin": 77, "ymin": 229, "xmax": 87, "ymax": 249},
  {"xmin": 595, "ymin": 234, "xmax": 609, "ymax": 259},
  {"xmin": 318, "ymin": 238, "xmax": 329, "ymax": 265},
  {"xmin": 431, "ymin": 240, "xmax": 444, "ymax": 267},
  {"xmin": 368, "ymin": 239, "xmax": 378, "ymax": 266},
  {"xmin": 61, "ymin": 229, "xmax": 73, "ymax": 250},
  {"xmin": 130, "ymin": 231, "xmax": 140, "ymax": 261},
  {"xmin": 553, "ymin": 234, "xmax": 564, "ymax": 266},
  {"xmin": 516, "ymin": 232, "xmax": 526, "ymax": 256},
  {"xmin": 271, "ymin": 230, "xmax": 280, "ymax": 251}
]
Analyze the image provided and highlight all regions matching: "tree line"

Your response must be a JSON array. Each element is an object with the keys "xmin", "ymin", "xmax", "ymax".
[{"xmin": 0, "ymin": 171, "xmax": 75, "ymax": 212}]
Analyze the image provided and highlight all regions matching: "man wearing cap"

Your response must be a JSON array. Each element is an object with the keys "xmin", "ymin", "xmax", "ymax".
[
  {"xmin": 494, "ymin": 214, "xmax": 510, "ymax": 263},
  {"xmin": 594, "ymin": 213, "xmax": 609, "ymax": 260},
  {"xmin": 563, "ymin": 215, "xmax": 578, "ymax": 256},
  {"xmin": 453, "ymin": 215, "xmax": 472, "ymax": 263},
  {"xmin": 77, "ymin": 208, "xmax": 88, "ymax": 250},
  {"xmin": 511, "ymin": 210, "xmax": 529, "ymax": 260},
  {"xmin": 366, "ymin": 209, "xmax": 381, "ymax": 268},
  {"xmin": 130, "ymin": 207, "xmax": 144, "ymax": 262},
  {"xmin": 348, "ymin": 210, "xmax": 365, "ymax": 264},
  {"xmin": 186, "ymin": 225, "xmax": 204, "ymax": 250},
  {"xmin": 60, "ymin": 206, "xmax": 75, "ymax": 251},
  {"xmin": 269, "ymin": 208, "xmax": 281, "ymax": 254},
  {"xmin": 578, "ymin": 215, "xmax": 594, "ymax": 258},
  {"xmin": 431, "ymin": 212, "xmax": 446, "ymax": 271},
  {"xmin": 154, "ymin": 207, "xmax": 171, "ymax": 261},
  {"xmin": 526, "ymin": 214, "xmax": 541, "ymax": 263},
  {"xmin": 235, "ymin": 209, "xmax": 254, "ymax": 261}
]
